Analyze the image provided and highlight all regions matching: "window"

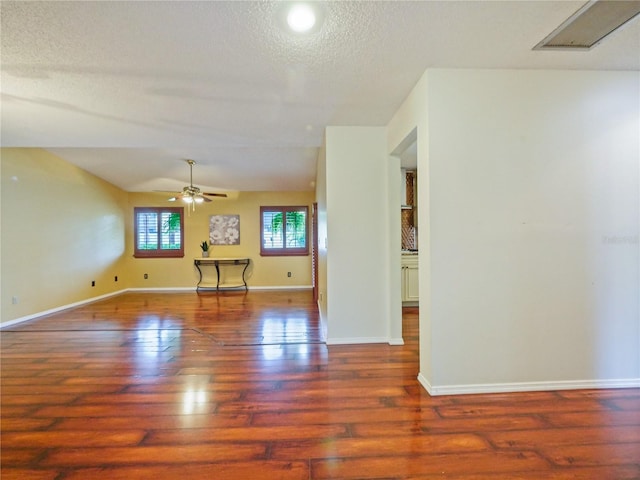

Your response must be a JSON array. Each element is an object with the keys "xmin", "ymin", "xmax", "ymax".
[
  {"xmin": 134, "ymin": 207, "xmax": 184, "ymax": 258},
  {"xmin": 260, "ymin": 206, "xmax": 309, "ymax": 256}
]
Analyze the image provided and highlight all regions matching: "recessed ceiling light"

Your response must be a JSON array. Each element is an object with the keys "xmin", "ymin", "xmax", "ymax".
[
  {"xmin": 535, "ymin": 0, "xmax": 640, "ymax": 50},
  {"xmin": 287, "ymin": 4, "xmax": 316, "ymax": 33}
]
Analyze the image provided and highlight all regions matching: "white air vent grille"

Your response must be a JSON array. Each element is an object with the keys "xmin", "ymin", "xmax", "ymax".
[{"xmin": 535, "ymin": 0, "xmax": 640, "ymax": 50}]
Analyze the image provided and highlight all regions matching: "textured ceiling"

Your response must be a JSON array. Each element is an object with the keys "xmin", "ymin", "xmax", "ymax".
[{"xmin": 2, "ymin": 1, "xmax": 639, "ymax": 193}]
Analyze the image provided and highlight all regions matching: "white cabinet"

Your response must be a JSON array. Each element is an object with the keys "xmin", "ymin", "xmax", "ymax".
[{"xmin": 401, "ymin": 254, "xmax": 419, "ymax": 304}]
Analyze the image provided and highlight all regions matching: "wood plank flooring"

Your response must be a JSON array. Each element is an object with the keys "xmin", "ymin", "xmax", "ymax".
[{"xmin": 1, "ymin": 290, "xmax": 639, "ymax": 479}]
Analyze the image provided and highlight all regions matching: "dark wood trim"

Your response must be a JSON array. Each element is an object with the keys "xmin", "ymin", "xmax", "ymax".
[
  {"xmin": 133, "ymin": 206, "xmax": 185, "ymax": 258},
  {"xmin": 259, "ymin": 205, "xmax": 310, "ymax": 256},
  {"xmin": 312, "ymin": 202, "xmax": 319, "ymax": 302}
]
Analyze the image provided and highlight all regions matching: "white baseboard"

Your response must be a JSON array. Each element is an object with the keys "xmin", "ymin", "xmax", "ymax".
[
  {"xmin": 327, "ymin": 336, "xmax": 405, "ymax": 346},
  {"xmin": 418, "ymin": 372, "xmax": 640, "ymax": 396},
  {"xmin": 247, "ymin": 285, "xmax": 313, "ymax": 290},
  {"xmin": 130, "ymin": 286, "xmax": 313, "ymax": 292},
  {"xmin": 127, "ymin": 287, "xmax": 196, "ymax": 292},
  {"xmin": 326, "ymin": 336, "xmax": 391, "ymax": 345},
  {"xmin": 317, "ymin": 302, "xmax": 328, "ymax": 343},
  {"xmin": 1, "ymin": 289, "xmax": 128, "ymax": 328},
  {"xmin": 417, "ymin": 373, "xmax": 434, "ymax": 395}
]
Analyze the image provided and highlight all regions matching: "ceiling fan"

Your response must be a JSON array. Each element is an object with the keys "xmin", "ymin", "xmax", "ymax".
[{"xmin": 162, "ymin": 159, "xmax": 227, "ymax": 210}]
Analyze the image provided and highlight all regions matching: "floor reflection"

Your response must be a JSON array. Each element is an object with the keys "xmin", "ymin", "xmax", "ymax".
[
  {"xmin": 191, "ymin": 291, "xmax": 323, "ymax": 346},
  {"xmin": 261, "ymin": 314, "xmax": 311, "ymax": 344},
  {"xmin": 260, "ymin": 342, "xmax": 312, "ymax": 361},
  {"xmin": 182, "ymin": 388, "xmax": 208, "ymax": 414},
  {"xmin": 132, "ymin": 315, "xmax": 182, "ymax": 375}
]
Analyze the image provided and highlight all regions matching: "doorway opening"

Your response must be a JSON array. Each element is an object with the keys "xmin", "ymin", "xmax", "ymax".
[{"xmin": 391, "ymin": 128, "xmax": 419, "ymax": 341}]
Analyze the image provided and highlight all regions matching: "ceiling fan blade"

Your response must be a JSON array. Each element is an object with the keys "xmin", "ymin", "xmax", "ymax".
[{"xmin": 157, "ymin": 160, "xmax": 225, "ymax": 207}]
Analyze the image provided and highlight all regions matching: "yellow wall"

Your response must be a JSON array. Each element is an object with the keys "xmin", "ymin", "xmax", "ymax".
[
  {"xmin": 127, "ymin": 191, "xmax": 315, "ymax": 289},
  {"xmin": 1, "ymin": 148, "xmax": 315, "ymax": 325},
  {"xmin": 1, "ymin": 148, "xmax": 129, "ymax": 323}
]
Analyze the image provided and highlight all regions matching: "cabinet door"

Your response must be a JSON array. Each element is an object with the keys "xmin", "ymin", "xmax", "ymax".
[{"xmin": 404, "ymin": 264, "xmax": 419, "ymax": 302}]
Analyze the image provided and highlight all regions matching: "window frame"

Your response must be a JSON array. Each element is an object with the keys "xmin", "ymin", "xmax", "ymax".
[
  {"xmin": 134, "ymin": 207, "xmax": 185, "ymax": 258},
  {"xmin": 260, "ymin": 205, "xmax": 309, "ymax": 257}
]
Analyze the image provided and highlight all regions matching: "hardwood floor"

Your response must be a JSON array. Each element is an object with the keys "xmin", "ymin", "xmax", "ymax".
[{"xmin": 1, "ymin": 291, "xmax": 639, "ymax": 479}]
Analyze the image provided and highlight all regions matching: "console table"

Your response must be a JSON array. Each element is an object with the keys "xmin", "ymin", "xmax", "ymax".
[{"xmin": 194, "ymin": 257, "xmax": 250, "ymax": 291}]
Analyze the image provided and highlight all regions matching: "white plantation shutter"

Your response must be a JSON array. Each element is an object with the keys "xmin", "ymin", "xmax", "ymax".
[
  {"xmin": 260, "ymin": 206, "xmax": 308, "ymax": 256},
  {"xmin": 134, "ymin": 207, "xmax": 184, "ymax": 258},
  {"xmin": 160, "ymin": 211, "xmax": 181, "ymax": 249},
  {"xmin": 262, "ymin": 210, "xmax": 284, "ymax": 249},
  {"xmin": 137, "ymin": 211, "xmax": 158, "ymax": 249},
  {"xmin": 286, "ymin": 210, "xmax": 306, "ymax": 248}
]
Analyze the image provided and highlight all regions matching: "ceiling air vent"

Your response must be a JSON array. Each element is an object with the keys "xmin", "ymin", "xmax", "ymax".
[{"xmin": 534, "ymin": 0, "xmax": 640, "ymax": 50}]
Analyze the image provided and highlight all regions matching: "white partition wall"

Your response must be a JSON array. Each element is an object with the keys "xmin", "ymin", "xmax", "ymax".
[
  {"xmin": 324, "ymin": 127, "xmax": 392, "ymax": 344},
  {"xmin": 389, "ymin": 69, "xmax": 640, "ymax": 394}
]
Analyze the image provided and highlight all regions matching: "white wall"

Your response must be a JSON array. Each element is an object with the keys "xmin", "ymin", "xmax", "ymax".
[
  {"xmin": 424, "ymin": 69, "xmax": 639, "ymax": 394},
  {"xmin": 324, "ymin": 127, "xmax": 392, "ymax": 343},
  {"xmin": 315, "ymin": 143, "xmax": 328, "ymax": 339}
]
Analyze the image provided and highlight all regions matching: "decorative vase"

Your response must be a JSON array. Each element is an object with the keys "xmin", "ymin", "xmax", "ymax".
[{"xmin": 202, "ymin": 251, "xmax": 209, "ymax": 257}]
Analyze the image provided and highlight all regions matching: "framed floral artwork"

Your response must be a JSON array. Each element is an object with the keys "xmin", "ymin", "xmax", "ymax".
[{"xmin": 209, "ymin": 215, "xmax": 240, "ymax": 245}]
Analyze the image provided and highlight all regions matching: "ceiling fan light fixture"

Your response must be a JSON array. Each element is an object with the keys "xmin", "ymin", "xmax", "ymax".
[{"xmin": 159, "ymin": 159, "xmax": 227, "ymax": 212}]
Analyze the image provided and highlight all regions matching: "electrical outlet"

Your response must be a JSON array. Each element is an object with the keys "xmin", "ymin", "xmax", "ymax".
[
  {"xmin": 11, "ymin": 296, "xmax": 18, "ymax": 305},
  {"xmin": 91, "ymin": 281, "xmax": 95, "ymax": 287},
  {"xmin": 287, "ymin": 272, "xmax": 292, "ymax": 277},
  {"xmin": 144, "ymin": 273, "xmax": 148, "ymax": 279},
  {"xmin": 114, "ymin": 276, "xmax": 118, "ymax": 282}
]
